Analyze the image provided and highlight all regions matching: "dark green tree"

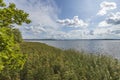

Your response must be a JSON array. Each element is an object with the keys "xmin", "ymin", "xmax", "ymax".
[{"xmin": 12, "ymin": 28, "xmax": 23, "ymax": 43}]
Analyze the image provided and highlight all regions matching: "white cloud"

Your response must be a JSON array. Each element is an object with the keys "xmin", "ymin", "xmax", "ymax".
[
  {"xmin": 57, "ymin": 16, "xmax": 88, "ymax": 28},
  {"xmin": 97, "ymin": 1, "xmax": 117, "ymax": 16},
  {"xmin": 93, "ymin": 26, "xmax": 120, "ymax": 39},
  {"xmin": 98, "ymin": 21, "xmax": 111, "ymax": 27},
  {"xmin": 39, "ymin": 29, "xmax": 91, "ymax": 39},
  {"xmin": 25, "ymin": 24, "xmax": 47, "ymax": 33},
  {"xmin": 97, "ymin": 20, "xmax": 120, "ymax": 39},
  {"xmin": 111, "ymin": 30, "xmax": 120, "ymax": 34},
  {"xmin": 106, "ymin": 12, "xmax": 120, "ymax": 25},
  {"xmin": 68, "ymin": 29, "xmax": 90, "ymax": 39},
  {"xmin": 109, "ymin": 25, "xmax": 120, "ymax": 35},
  {"xmin": 4, "ymin": 0, "xmax": 120, "ymax": 39},
  {"xmin": 93, "ymin": 28, "xmax": 111, "ymax": 35},
  {"xmin": 98, "ymin": 12, "xmax": 120, "ymax": 27},
  {"xmin": 5, "ymin": 0, "xmax": 60, "ymax": 39}
]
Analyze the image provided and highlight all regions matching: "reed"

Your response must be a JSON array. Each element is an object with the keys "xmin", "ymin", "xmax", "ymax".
[{"xmin": 20, "ymin": 42, "xmax": 120, "ymax": 80}]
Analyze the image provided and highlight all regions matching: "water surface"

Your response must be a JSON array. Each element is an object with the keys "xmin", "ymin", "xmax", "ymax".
[{"xmin": 26, "ymin": 40, "xmax": 120, "ymax": 59}]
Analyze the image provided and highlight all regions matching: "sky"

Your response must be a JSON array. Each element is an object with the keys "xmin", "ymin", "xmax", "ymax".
[{"xmin": 4, "ymin": 0, "xmax": 120, "ymax": 39}]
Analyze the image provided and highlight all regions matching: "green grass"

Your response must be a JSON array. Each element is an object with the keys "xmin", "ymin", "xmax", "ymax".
[{"xmin": 20, "ymin": 42, "xmax": 120, "ymax": 80}]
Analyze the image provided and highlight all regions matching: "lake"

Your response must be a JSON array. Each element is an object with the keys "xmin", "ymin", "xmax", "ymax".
[{"xmin": 26, "ymin": 40, "xmax": 120, "ymax": 59}]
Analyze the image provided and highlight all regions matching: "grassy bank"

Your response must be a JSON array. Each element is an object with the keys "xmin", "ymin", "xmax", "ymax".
[{"xmin": 20, "ymin": 42, "xmax": 120, "ymax": 80}]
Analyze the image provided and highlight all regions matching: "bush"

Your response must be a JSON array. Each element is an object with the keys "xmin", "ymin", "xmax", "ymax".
[
  {"xmin": 0, "ymin": 27, "xmax": 26, "ymax": 80},
  {"xmin": 12, "ymin": 28, "xmax": 23, "ymax": 43}
]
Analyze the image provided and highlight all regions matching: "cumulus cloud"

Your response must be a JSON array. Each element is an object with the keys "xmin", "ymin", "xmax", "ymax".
[
  {"xmin": 98, "ymin": 12, "xmax": 120, "ymax": 27},
  {"xmin": 97, "ymin": 12, "xmax": 120, "ymax": 38},
  {"xmin": 57, "ymin": 16, "xmax": 88, "ymax": 28},
  {"xmin": 97, "ymin": 1, "xmax": 117, "ymax": 16},
  {"xmin": 106, "ymin": 12, "xmax": 120, "ymax": 25}
]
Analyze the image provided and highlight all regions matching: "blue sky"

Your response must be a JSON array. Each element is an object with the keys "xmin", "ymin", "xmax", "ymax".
[{"xmin": 5, "ymin": 0, "xmax": 120, "ymax": 39}]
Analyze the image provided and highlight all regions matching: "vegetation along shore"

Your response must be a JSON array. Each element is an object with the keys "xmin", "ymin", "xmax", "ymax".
[
  {"xmin": 1, "ymin": 0, "xmax": 120, "ymax": 79},
  {"xmin": 19, "ymin": 42, "xmax": 120, "ymax": 80}
]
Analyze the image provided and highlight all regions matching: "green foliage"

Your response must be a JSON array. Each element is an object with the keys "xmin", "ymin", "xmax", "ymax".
[
  {"xmin": 0, "ymin": 27, "xmax": 26, "ymax": 80},
  {"xmin": 12, "ymin": 28, "xmax": 23, "ymax": 43},
  {"xmin": 20, "ymin": 42, "xmax": 120, "ymax": 80},
  {"xmin": 0, "ymin": 0, "xmax": 6, "ymax": 7},
  {"xmin": 0, "ymin": 0, "xmax": 31, "ymax": 28},
  {"xmin": 0, "ymin": 0, "xmax": 31, "ymax": 79}
]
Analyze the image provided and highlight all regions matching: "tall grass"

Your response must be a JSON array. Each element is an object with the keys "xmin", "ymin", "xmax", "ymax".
[{"xmin": 20, "ymin": 42, "xmax": 120, "ymax": 80}]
